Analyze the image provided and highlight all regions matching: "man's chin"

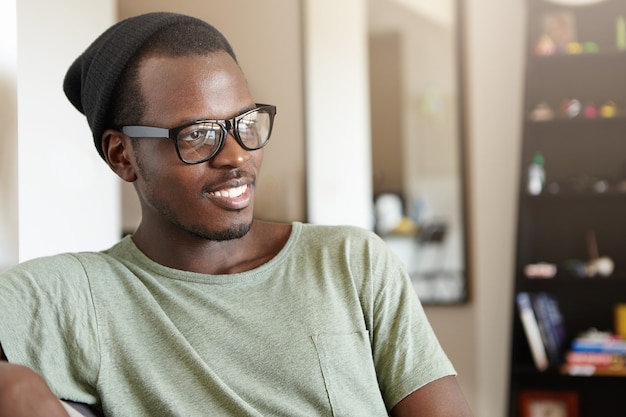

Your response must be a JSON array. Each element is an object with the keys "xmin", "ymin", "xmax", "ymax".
[{"xmin": 190, "ymin": 221, "xmax": 253, "ymax": 242}]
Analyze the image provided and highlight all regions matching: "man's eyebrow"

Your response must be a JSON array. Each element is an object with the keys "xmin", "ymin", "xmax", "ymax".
[
  {"xmin": 166, "ymin": 104, "xmax": 259, "ymax": 128},
  {"xmin": 192, "ymin": 104, "xmax": 258, "ymax": 123},
  {"xmin": 235, "ymin": 103, "xmax": 257, "ymax": 115}
]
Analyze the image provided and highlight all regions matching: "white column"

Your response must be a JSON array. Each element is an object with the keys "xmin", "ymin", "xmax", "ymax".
[
  {"xmin": 16, "ymin": 0, "xmax": 119, "ymax": 262},
  {"xmin": 0, "ymin": 0, "xmax": 18, "ymax": 270},
  {"xmin": 303, "ymin": 0, "xmax": 374, "ymax": 229}
]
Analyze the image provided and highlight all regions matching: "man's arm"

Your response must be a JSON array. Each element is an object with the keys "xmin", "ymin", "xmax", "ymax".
[
  {"xmin": 391, "ymin": 375, "xmax": 474, "ymax": 417},
  {"xmin": 0, "ymin": 341, "xmax": 71, "ymax": 417}
]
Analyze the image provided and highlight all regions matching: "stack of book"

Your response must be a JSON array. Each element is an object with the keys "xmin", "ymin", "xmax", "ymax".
[
  {"xmin": 562, "ymin": 329, "xmax": 626, "ymax": 376},
  {"xmin": 516, "ymin": 292, "xmax": 566, "ymax": 371}
]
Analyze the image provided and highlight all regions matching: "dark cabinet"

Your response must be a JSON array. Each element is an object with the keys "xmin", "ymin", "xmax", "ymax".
[{"xmin": 508, "ymin": 1, "xmax": 626, "ymax": 416}]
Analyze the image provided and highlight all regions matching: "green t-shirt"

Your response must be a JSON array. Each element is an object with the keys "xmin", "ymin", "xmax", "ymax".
[{"xmin": 0, "ymin": 222, "xmax": 455, "ymax": 416}]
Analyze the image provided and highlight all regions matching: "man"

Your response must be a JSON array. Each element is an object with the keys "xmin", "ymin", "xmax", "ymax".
[{"xmin": 0, "ymin": 12, "xmax": 473, "ymax": 417}]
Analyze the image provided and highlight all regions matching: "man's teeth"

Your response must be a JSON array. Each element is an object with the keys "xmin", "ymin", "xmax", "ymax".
[{"xmin": 211, "ymin": 185, "xmax": 247, "ymax": 198}]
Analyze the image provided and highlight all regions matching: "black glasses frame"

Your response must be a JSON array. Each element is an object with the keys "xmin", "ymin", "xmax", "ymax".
[{"xmin": 121, "ymin": 103, "xmax": 276, "ymax": 164}]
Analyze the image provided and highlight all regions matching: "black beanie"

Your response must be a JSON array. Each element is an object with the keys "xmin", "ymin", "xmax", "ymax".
[{"xmin": 63, "ymin": 12, "xmax": 230, "ymax": 159}]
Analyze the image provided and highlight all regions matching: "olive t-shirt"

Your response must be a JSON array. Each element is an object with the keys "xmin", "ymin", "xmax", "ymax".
[{"xmin": 0, "ymin": 222, "xmax": 455, "ymax": 416}]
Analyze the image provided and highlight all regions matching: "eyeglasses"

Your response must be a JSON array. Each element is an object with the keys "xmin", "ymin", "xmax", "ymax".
[{"xmin": 121, "ymin": 104, "xmax": 276, "ymax": 164}]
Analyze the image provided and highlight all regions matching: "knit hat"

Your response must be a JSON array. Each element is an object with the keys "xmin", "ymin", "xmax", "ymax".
[{"xmin": 63, "ymin": 12, "xmax": 232, "ymax": 159}]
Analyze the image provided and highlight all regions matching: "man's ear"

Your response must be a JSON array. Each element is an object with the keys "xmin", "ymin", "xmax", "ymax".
[{"xmin": 101, "ymin": 129, "xmax": 138, "ymax": 182}]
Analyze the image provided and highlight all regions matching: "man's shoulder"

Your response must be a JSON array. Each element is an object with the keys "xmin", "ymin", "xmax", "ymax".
[
  {"xmin": 299, "ymin": 222, "xmax": 376, "ymax": 237},
  {"xmin": 298, "ymin": 222, "xmax": 384, "ymax": 247},
  {"xmin": 1, "ymin": 239, "xmax": 126, "ymax": 278}
]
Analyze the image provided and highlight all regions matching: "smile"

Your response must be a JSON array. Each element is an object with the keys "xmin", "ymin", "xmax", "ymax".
[{"xmin": 210, "ymin": 184, "xmax": 248, "ymax": 198}]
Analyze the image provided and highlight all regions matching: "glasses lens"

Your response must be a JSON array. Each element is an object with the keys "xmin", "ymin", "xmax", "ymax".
[
  {"xmin": 176, "ymin": 122, "xmax": 223, "ymax": 163},
  {"xmin": 237, "ymin": 108, "xmax": 273, "ymax": 149}
]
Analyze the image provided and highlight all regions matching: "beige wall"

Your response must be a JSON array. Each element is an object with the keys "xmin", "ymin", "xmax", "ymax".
[
  {"xmin": 370, "ymin": 32, "xmax": 404, "ymax": 196},
  {"xmin": 466, "ymin": 0, "xmax": 524, "ymax": 414}
]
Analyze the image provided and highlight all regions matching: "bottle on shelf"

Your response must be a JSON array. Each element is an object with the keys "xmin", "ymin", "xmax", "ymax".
[{"xmin": 527, "ymin": 152, "xmax": 545, "ymax": 195}]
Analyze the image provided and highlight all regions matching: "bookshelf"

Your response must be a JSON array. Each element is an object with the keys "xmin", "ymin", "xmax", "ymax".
[{"xmin": 508, "ymin": 1, "xmax": 626, "ymax": 416}]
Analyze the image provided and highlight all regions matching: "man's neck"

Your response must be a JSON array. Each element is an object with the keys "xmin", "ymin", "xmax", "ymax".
[{"xmin": 130, "ymin": 220, "xmax": 291, "ymax": 275}]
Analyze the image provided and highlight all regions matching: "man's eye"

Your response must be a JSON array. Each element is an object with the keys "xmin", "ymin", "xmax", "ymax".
[
  {"xmin": 190, "ymin": 130, "xmax": 209, "ymax": 141},
  {"xmin": 179, "ymin": 124, "xmax": 219, "ymax": 144}
]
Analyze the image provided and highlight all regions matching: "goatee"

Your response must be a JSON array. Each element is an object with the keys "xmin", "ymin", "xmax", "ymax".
[{"xmin": 188, "ymin": 221, "xmax": 253, "ymax": 242}]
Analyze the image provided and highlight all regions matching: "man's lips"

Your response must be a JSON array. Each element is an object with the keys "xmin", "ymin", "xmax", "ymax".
[
  {"xmin": 206, "ymin": 183, "xmax": 252, "ymax": 210},
  {"xmin": 209, "ymin": 184, "xmax": 247, "ymax": 198}
]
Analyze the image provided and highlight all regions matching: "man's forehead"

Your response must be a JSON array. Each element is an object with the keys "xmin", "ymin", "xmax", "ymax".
[{"xmin": 137, "ymin": 54, "xmax": 253, "ymax": 124}]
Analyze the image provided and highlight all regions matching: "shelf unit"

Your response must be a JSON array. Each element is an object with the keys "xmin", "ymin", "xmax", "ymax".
[{"xmin": 508, "ymin": 1, "xmax": 626, "ymax": 416}]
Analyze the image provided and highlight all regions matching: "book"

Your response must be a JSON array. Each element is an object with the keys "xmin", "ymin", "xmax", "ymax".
[
  {"xmin": 570, "ymin": 332, "xmax": 626, "ymax": 355},
  {"xmin": 562, "ymin": 330, "xmax": 626, "ymax": 376},
  {"xmin": 517, "ymin": 292, "xmax": 567, "ymax": 371},
  {"xmin": 531, "ymin": 292, "xmax": 566, "ymax": 366},
  {"xmin": 563, "ymin": 350, "xmax": 626, "ymax": 376},
  {"xmin": 566, "ymin": 351, "xmax": 619, "ymax": 367},
  {"xmin": 517, "ymin": 292, "xmax": 549, "ymax": 371}
]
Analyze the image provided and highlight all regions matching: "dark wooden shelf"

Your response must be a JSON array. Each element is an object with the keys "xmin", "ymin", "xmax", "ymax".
[
  {"xmin": 509, "ymin": 2, "xmax": 626, "ymax": 416},
  {"xmin": 525, "ymin": 117, "xmax": 626, "ymax": 127},
  {"xmin": 522, "ymin": 191, "xmax": 626, "ymax": 201},
  {"xmin": 529, "ymin": 50, "xmax": 626, "ymax": 66}
]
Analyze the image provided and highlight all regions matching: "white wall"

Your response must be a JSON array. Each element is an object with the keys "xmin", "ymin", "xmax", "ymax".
[
  {"xmin": 0, "ymin": 0, "xmax": 18, "ymax": 270},
  {"xmin": 304, "ymin": 0, "xmax": 374, "ymax": 229},
  {"xmin": 15, "ymin": 0, "xmax": 120, "ymax": 261}
]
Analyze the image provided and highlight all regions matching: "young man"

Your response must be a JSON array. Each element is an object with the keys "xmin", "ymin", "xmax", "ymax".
[{"xmin": 0, "ymin": 12, "xmax": 473, "ymax": 417}]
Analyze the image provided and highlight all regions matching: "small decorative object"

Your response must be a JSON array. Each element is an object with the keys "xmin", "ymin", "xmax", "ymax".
[
  {"xmin": 599, "ymin": 100, "xmax": 618, "ymax": 118},
  {"xmin": 566, "ymin": 42, "xmax": 583, "ymax": 54},
  {"xmin": 519, "ymin": 390, "xmax": 578, "ymax": 417},
  {"xmin": 563, "ymin": 231, "xmax": 615, "ymax": 278},
  {"xmin": 586, "ymin": 230, "xmax": 615, "ymax": 277},
  {"xmin": 527, "ymin": 152, "xmax": 546, "ymax": 195},
  {"xmin": 582, "ymin": 41, "xmax": 599, "ymax": 53},
  {"xmin": 524, "ymin": 262, "xmax": 557, "ymax": 278},
  {"xmin": 542, "ymin": 11, "xmax": 577, "ymax": 54},
  {"xmin": 391, "ymin": 216, "xmax": 418, "ymax": 235},
  {"xmin": 529, "ymin": 102, "xmax": 555, "ymax": 121},
  {"xmin": 590, "ymin": 256, "xmax": 615, "ymax": 277},
  {"xmin": 535, "ymin": 35, "xmax": 556, "ymax": 56},
  {"xmin": 559, "ymin": 99, "xmax": 581, "ymax": 118},
  {"xmin": 374, "ymin": 193, "xmax": 403, "ymax": 235},
  {"xmin": 592, "ymin": 179, "xmax": 609, "ymax": 193},
  {"xmin": 582, "ymin": 102, "xmax": 597, "ymax": 118}
]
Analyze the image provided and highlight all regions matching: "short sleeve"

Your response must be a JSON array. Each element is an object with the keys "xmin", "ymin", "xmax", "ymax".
[
  {"xmin": 0, "ymin": 254, "xmax": 100, "ymax": 404},
  {"xmin": 369, "ymin": 240, "xmax": 457, "ymax": 409}
]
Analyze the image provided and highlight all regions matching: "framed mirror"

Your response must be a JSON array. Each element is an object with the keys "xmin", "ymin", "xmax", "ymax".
[{"xmin": 368, "ymin": 0, "xmax": 469, "ymax": 304}]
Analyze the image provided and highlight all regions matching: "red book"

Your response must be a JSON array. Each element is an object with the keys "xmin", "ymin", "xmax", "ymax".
[{"xmin": 566, "ymin": 351, "xmax": 615, "ymax": 367}]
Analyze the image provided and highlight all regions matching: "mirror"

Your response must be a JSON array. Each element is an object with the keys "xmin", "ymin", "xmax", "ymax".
[{"xmin": 368, "ymin": 0, "xmax": 468, "ymax": 304}]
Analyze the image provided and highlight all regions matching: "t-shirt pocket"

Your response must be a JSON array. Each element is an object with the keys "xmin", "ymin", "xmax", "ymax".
[{"xmin": 311, "ymin": 330, "xmax": 389, "ymax": 417}]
